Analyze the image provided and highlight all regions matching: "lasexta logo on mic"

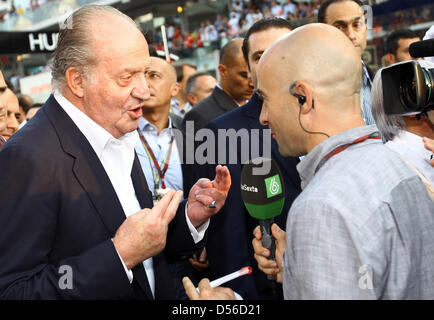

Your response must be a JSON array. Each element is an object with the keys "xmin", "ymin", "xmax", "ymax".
[{"xmin": 264, "ymin": 175, "xmax": 282, "ymax": 198}]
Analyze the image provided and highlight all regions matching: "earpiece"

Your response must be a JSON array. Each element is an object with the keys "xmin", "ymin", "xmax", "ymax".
[
  {"xmin": 289, "ymin": 82, "xmax": 306, "ymax": 107},
  {"xmin": 289, "ymin": 80, "xmax": 327, "ymax": 138}
]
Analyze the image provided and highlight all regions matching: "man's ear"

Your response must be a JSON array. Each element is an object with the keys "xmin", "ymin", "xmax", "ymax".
[
  {"xmin": 294, "ymin": 81, "xmax": 314, "ymax": 114},
  {"xmin": 187, "ymin": 92, "xmax": 197, "ymax": 106},
  {"xmin": 65, "ymin": 67, "xmax": 85, "ymax": 98},
  {"xmin": 171, "ymin": 82, "xmax": 180, "ymax": 97},
  {"xmin": 218, "ymin": 64, "xmax": 227, "ymax": 81},
  {"xmin": 384, "ymin": 53, "xmax": 396, "ymax": 66}
]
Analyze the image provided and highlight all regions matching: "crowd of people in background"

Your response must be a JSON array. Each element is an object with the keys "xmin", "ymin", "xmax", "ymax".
[
  {"xmin": 152, "ymin": 0, "xmax": 321, "ymax": 56},
  {"xmin": 0, "ymin": 0, "xmax": 58, "ymax": 22},
  {"xmin": 152, "ymin": 0, "xmax": 434, "ymax": 59}
]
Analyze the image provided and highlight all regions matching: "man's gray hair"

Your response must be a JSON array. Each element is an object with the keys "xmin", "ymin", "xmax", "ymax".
[
  {"xmin": 186, "ymin": 72, "xmax": 213, "ymax": 95},
  {"xmin": 51, "ymin": 5, "xmax": 138, "ymax": 91},
  {"xmin": 371, "ymin": 68, "xmax": 406, "ymax": 141}
]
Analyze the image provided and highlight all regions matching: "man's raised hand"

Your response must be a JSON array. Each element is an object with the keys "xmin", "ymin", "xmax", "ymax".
[{"xmin": 113, "ymin": 189, "xmax": 183, "ymax": 270}]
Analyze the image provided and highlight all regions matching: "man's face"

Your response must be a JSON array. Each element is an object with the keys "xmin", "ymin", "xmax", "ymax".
[
  {"xmin": 324, "ymin": 1, "xmax": 367, "ymax": 56},
  {"xmin": 394, "ymin": 37, "xmax": 421, "ymax": 63},
  {"xmin": 223, "ymin": 54, "xmax": 254, "ymax": 103},
  {"xmin": 17, "ymin": 106, "xmax": 26, "ymax": 125},
  {"xmin": 257, "ymin": 60, "xmax": 305, "ymax": 157},
  {"xmin": 180, "ymin": 65, "xmax": 196, "ymax": 96},
  {"xmin": 191, "ymin": 75, "xmax": 217, "ymax": 105},
  {"xmin": 142, "ymin": 57, "xmax": 178, "ymax": 110},
  {"xmin": 247, "ymin": 27, "xmax": 291, "ymax": 88},
  {"xmin": 26, "ymin": 107, "xmax": 40, "ymax": 121},
  {"xmin": 80, "ymin": 19, "xmax": 150, "ymax": 139},
  {"xmin": 0, "ymin": 89, "xmax": 20, "ymax": 140}
]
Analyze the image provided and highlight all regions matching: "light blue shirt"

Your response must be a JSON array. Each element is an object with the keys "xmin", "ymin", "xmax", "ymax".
[
  {"xmin": 135, "ymin": 116, "xmax": 184, "ymax": 195},
  {"xmin": 360, "ymin": 62, "xmax": 375, "ymax": 125}
]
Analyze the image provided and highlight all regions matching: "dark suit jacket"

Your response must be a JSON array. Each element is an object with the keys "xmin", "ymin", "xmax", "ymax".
[
  {"xmin": 182, "ymin": 86, "xmax": 238, "ymax": 134},
  {"xmin": 194, "ymin": 92, "xmax": 302, "ymax": 300},
  {"xmin": 170, "ymin": 113, "xmax": 195, "ymax": 197},
  {"xmin": 0, "ymin": 95, "xmax": 201, "ymax": 299}
]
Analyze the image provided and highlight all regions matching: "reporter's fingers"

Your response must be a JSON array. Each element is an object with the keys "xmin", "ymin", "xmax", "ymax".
[
  {"xmin": 254, "ymin": 253, "xmax": 279, "ymax": 275},
  {"xmin": 182, "ymin": 277, "xmax": 200, "ymax": 300},
  {"xmin": 271, "ymin": 224, "xmax": 286, "ymax": 242},
  {"xmin": 252, "ymin": 236, "xmax": 269, "ymax": 257},
  {"xmin": 253, "ymin": 225, "xmax": 262, "ymax": 240},
  {"xmin": 162, "ymin": 190, "xmax": 183, "ymax": 224}
]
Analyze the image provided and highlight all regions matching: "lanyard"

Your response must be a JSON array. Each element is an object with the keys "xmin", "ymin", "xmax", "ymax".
[
  {"xmin": 137, "ymin": 128, "xmax": 175, "ymax": 190},
  {"xmin": 323, "ymin": 132, "xmax": 382, "ymax": 162}
]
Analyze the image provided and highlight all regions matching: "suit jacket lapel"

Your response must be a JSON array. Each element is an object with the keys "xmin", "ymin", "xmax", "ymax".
[{"xmin": 44, "ymin": 96, "xmax": 126, "ymax": 236}]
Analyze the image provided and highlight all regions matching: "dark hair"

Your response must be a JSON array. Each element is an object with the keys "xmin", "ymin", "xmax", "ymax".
[
  {"xmin": 17, "ymin": 94, "xmax": 34, "ymax": 113},
  {"xmin": 385, "ymin": 29, "xmax": 420, "ymax": 55},
  {"xmin": 318, "ymin": 0, "xmax": 364, "ymax": 23},
  {"xmin": 148, "ymin": 45, "xmax": 158, "ymax": 57},
  {"xmin": 174, "ymin": 64, "xmax": 197, "ymax": 82},
  {"xmin": 242, "ymin": 17, "xmax": 292, "ymax": 65},
  {"xmin": 5, "ymin": 78, "xmax": 14, "ymax": 91},
  {"xmin": 186, "ymin": 72, "xmax": 214, "ymax": 95}
]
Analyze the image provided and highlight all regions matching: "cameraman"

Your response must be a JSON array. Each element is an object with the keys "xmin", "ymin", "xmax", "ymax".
[{"xmin": 371, "ymin": 67, "xmax": 434, "ymax": 198}]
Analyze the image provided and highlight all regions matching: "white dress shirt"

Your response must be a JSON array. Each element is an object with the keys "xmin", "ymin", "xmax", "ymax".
[
  {"xmin": 386, "ymin": 130, "xmax": 434, "ymax": 186},
  {"xmin": 54, "ymin": 92, "xmax": 207, "ymax": 298}
]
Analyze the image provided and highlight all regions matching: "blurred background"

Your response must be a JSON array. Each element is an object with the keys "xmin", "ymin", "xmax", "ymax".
[{"xmin": 0, "ymin": 0, "xmax": 432, "ymax": 104}]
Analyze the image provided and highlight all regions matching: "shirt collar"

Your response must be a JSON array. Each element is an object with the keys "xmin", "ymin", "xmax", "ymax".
[
  {"xmin": 53, "ymin": 91, "xmax": 138, "ymax": 159},
  {"xmin": 297, "ymin": 125, "xmax": 380, "ymax": 189},
  {"xmin": 138, "ymin": 115, "xmax": 173, "ymax": 132},
  {"xmin": 361, "ymin": 61, "xmax": 372, "ymax": 85}
]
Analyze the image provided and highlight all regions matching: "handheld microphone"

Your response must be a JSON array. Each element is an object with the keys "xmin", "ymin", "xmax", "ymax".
[
  {"xmin": 240, "ymin": 157, "xmax": 285, "ymax": 282},
  {"xmin": 410, "ymin": 39, "xmax": 434, "ymax": 58}
]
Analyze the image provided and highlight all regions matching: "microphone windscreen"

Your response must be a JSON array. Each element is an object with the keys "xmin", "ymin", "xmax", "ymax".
[
  {"xmin": 240, "ymin": 157, "xmax": 285, "ymax": 220},
  {"xmin": 409, "ymin": 39, "xmax": 434, "ymax": 58}
]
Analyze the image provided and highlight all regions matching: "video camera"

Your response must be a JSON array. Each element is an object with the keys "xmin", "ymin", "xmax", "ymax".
[
  {"xmin": 382, "ymin": 60, "xmax": 434, "ymax": 116},
  {"xmin": 381, "ymin": 38, "xmax": 434, "ymax": 116}
]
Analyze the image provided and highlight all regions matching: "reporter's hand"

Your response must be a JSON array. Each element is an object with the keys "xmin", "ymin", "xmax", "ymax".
[
  {"xmin": 183, "ymin": 277, "xmax": 236, "ymax": 300},
  {"xmin": 252, "ymin": 224, "xmax": 286, "ymax": 283},
  {"xmin": 113, "ymin": 190, "xmax": 183, "ymax": 270},
  {"xmin": 423, "ymin": 137, "xmax": 434, "ymax": 167}
]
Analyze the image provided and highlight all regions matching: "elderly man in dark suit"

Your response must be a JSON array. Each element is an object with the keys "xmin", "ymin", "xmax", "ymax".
[
  {"xmin": 0, "ymin": 5, "xmax": 231, "ymax": 300},
  {"xmin": 184, "ymin": 18, "xmax": 301, "ymax": 300},
  {"xmin": 182, "ymin": 38, "xmax": 254, "ymax": 134}
]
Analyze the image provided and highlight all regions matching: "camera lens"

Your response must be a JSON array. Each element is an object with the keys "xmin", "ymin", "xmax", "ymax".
[{"xmin": 400, "ymin": 75, "xmax": 419, "ymax": 111}]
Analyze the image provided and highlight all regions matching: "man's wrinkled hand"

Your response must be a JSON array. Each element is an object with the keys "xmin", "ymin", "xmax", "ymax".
[
  {"xmin": 113, "ymin": 190, "xmax": 183, "ymax": 270},
  {"xmin": 187, "ymin": 165, "xmax": 231, "ymax": 227}
]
